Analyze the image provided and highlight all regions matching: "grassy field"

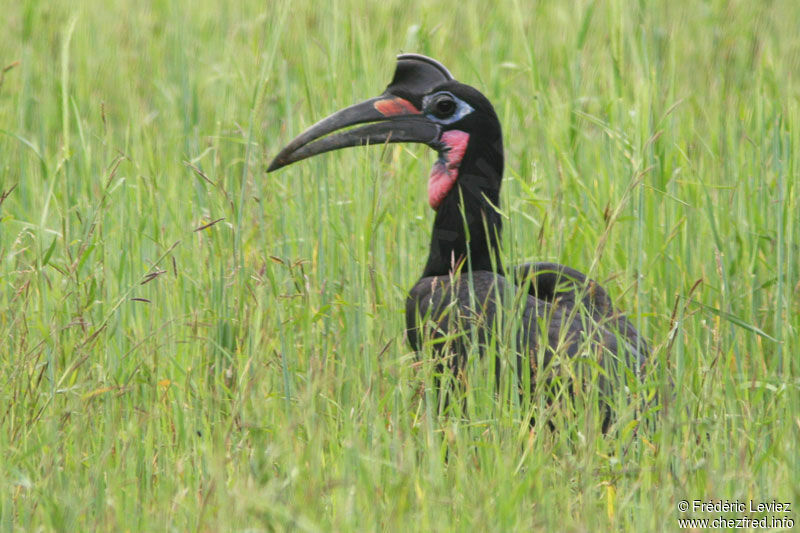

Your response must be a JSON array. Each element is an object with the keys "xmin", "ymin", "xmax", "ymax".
[{"xmin": 1, "ymin": 0, "xmax": 798, "ymax": 530}]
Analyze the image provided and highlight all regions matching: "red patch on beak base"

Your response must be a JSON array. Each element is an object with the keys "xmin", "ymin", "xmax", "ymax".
[
  {"xmin": 373, "ymin": 97, "xmax": 420, "ymax": 116},
  {"xmin": 428, "ymin": 130, "xmax": 470, "ymax": 210}
]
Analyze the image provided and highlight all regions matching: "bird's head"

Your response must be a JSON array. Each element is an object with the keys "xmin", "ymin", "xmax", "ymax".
[{"xmin": 267, "ymin": 54, "xmax": 503, "ymax": 211}]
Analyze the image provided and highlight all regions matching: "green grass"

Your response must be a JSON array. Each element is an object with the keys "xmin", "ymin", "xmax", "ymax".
[{"xmin": 1, "ymin": 0, "xmax": 798, "ymax": 530}]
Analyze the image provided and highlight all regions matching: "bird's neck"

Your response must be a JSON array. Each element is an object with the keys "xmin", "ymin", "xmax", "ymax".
[{"xmin": 422, "ymin": 140, "xmax": 504, "ymax": 278}]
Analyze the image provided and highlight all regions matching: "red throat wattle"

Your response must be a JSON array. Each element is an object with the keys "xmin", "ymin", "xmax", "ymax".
[{"xmin": 428, "ymin": 130, "xmax": 470, "ymax": 210}]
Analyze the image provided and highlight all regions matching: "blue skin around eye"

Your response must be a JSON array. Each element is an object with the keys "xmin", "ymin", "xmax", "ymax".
[{"xmin": 423, "ymin": 92, "xmax": 475, "ymax": 125}]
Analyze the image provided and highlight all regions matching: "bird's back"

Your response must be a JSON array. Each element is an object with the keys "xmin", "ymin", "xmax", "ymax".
[{"xmin": 405, "ymin": 265, "xmax": 650, "ymax": 420}]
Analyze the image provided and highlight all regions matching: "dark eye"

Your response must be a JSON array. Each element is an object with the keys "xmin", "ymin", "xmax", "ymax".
[{"xmin": 431, "ymin": 95, "xmax": 456, "ymax": 118}]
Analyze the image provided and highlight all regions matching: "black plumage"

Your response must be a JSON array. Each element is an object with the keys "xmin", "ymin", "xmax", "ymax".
[{"xmin": 268, "ymin": 55, "xmax": 649, "ymax": 425}]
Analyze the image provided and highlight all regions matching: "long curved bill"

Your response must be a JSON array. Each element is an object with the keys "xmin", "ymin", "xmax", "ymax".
[{"xmin": 267, "ymin": 96, "xmax": 439, "ymax": 172}]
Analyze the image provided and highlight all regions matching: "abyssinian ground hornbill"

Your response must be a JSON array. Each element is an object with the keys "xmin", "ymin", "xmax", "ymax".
[{"xmin": 268, "ymin": 54, "xmax": 651, "ymax": 427}]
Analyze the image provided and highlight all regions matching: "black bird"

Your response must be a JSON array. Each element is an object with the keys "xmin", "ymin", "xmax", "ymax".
[{"xmin": 268, "ymin": 55, "xmax": 649, "ymax": 425}]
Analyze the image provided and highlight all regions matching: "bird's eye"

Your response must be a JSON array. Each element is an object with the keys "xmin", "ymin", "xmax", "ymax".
[
  {"xmin": 431, "ymin": 96, "xmax": 456, "ymax": 118},
  {"xmin": 422, "ymin": 91, "xmax": 474, "ymax": 124}
]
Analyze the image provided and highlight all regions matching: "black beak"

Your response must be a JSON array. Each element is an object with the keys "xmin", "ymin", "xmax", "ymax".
[{"xmin": 267, "ymin": 96, "xmax": 440, "ymax": 172}]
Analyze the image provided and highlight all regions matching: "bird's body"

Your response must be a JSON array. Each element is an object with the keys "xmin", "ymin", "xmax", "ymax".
[
  {"xmin": 269, "ymin": 54, "xmax": 649, "ymax": 424},
  {"xmin": 406, "ymin": 263, "xmax": 648, "ymax": 369}
]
